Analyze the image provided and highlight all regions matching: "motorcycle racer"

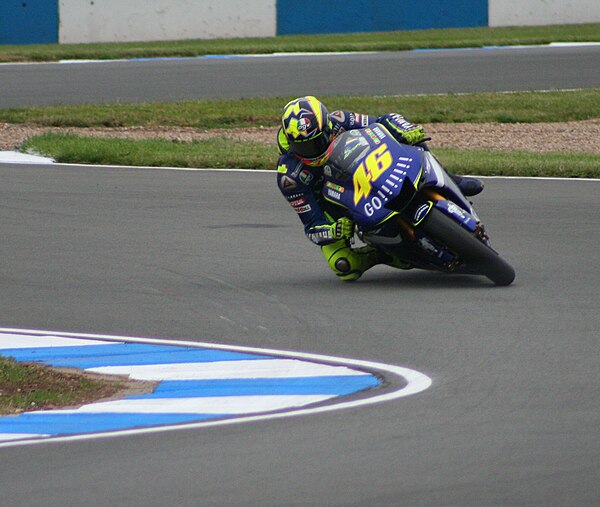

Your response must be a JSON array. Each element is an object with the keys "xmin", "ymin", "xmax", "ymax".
[{"xmin": 276, "ymin": 96, "xmax": 484, "ymax": 281}]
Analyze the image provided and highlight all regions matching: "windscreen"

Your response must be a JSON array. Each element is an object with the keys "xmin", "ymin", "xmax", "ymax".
[{"xmin": 324, "ymin": 130, "xmax": 371, "ymax": 183}]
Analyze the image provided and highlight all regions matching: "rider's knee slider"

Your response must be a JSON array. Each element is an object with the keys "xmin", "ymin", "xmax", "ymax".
[{"xmin": 322, "ymin": 241, "xmax": 366, "ymax": 281}]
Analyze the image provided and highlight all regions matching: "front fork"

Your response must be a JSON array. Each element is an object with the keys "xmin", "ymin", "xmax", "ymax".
[
  {"xmin": 411, "ymin": 188, "xmax": 481, "ymax": 234},
  {"xmin": 394, "ymin": 188, "xmax": 489, "ymax": 267}
]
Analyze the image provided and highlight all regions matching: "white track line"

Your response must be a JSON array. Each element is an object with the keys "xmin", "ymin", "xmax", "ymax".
[{"xmin": 1, "ymin": 157, "xmax": 597, "ymax": 182}]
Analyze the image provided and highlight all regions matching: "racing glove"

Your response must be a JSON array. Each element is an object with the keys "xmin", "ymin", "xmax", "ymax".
[
  {"xmin": 331, "ymin": 217, "xmax": 355, "ymax": 240},
  {"xmin": 309, "ymin": 217, "xmax": 355, "ymax": 243},
  {"xmin": 379, "ymin": 113, "xmax": 427, "ymax": 145}
]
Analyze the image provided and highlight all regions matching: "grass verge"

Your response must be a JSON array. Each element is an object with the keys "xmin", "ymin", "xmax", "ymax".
[
  {"xmin": 2, "ymin": 89, "xmax": 600, "ymax": 127},
  {"xmin": 0, "ymin": 356, "xmax": 124, "ymax": 415},
  {"xmin": 7, "ymin": 90, "xmax": 600, "ymax": 177},
  {"xmin": 22, "ymin": 134, "xmax": 277, "ymax": 169},
  {"xmin": 1, "ymin": 23, "xmax": 599, "ymax": 62},
  {"xmin": 438, "ymin": 148, "xmax": 600, "ymax": 178},
  {"xmin": 21, "ymin": 133, "xmax": 600, "ymax": 178}
]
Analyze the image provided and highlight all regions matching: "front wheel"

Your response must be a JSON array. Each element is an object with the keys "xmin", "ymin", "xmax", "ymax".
[{"xmin": 419, "ymin": 208, "xmax": 515, "ymax": 286}]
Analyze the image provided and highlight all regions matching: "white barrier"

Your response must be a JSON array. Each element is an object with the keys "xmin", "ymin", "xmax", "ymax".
[
  {"xmin": 56, "ymin": 0, "xmax": 600, "ymax": 44},
  {"xmin": 59, "ymin": 0, "xmax": 276, "ymax": 44},
  {"xmin": 489, "ymin": 0, "xmax": 600, "ymax": 27}
]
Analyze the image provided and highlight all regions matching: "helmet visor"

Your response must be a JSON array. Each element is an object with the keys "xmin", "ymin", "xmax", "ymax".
[{"xmin": 292, "ymin": 130, "xmax": 331, "ymax": 161}]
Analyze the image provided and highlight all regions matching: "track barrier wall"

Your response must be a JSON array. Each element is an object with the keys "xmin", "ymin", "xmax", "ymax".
[
  {"xmin": 0, "ymin": 0, "xmax": 58, "ymax": 45},
  {"xmin": 1, "ymin": 0, "xmax": 599, "ymax": 45}
]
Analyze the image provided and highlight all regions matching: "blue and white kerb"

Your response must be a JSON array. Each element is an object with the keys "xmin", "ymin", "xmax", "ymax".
[{"xmin": 0, "ymin": 329, "xmax": 431, "ymax": 447}]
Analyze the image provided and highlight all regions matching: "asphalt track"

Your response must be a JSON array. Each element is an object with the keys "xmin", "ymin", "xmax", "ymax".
[
  {"xmin": 1, "ymin": 45, "xmax": 600, "ymax": 107},
  {"xmin": 0, "ymin": 163, "xmax": 598, "ymax": 505},
  {"xmin": 0, "ymin": 47, "xmax": 599, "ymax": 505}
]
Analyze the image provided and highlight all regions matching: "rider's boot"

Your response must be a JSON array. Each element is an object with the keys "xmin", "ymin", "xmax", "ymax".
[
  {"xmin": 447, "ymin": 172, "xmax": 484, "ymax": 196},
  {"xmin": 378, "ymin": 251, "xmax": 413, "ymax": 271}
]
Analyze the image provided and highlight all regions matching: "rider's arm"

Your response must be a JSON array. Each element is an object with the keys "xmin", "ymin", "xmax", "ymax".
[
  {"xmin": 376, "ymin": 113, "xmax": 427, "ymax": 145},
  {"xmin": 329, "ymin": 111, "xmax": 378, "ymax": 136},
  {"xmin": 329, "ymin": 110, "xmax": 426, "ymax": 146},
  {"xmin": 277, "ymin": 154, "xmax": 348, "ymax": 245}
]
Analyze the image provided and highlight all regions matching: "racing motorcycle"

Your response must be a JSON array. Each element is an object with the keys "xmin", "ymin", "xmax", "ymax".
[{"xmin": 321, "ymin": 124, "xmax": 515, "ymax": 286}]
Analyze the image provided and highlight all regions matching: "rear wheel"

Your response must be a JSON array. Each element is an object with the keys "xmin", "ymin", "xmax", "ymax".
[{"xmin": 419, "ymin": 208, "xmax": 515, "ymax": 286}]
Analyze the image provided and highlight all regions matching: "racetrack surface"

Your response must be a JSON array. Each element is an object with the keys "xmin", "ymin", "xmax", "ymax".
[
  {"xmin": 1, "ymin": 45, "xmax": 600, "ymax": 107},
  {"xmin": 0, "ymin": 164, "xmax": 598, "ymax": 506},
  {"xmin": 1, "ymin": 46, "xmax": 599, "ymax": 505}
]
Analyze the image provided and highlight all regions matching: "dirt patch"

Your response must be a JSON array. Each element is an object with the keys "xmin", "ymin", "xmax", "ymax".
[
  {"xmin": 2, "ymin": 120, "xmax": 600, "ymax": 153},
  {"xmin": 424, "ymin": 120, "xmax": 600, "ymax": 153},
  {"xmin": 0, "ymin": 357, "xmax": 156, "ymax": 415}
]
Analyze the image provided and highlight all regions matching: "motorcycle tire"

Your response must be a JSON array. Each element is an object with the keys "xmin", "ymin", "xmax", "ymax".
[{"xmin": 419, "ymin": 208, "xmax": 516, "ymax": 286}]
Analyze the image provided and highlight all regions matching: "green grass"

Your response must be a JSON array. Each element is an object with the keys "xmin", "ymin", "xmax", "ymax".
[
  {"xmin": 22, "ymin": 134, "xmax": 278, "ymax": 169},
  {"xmin": 1, "ymin": 23, "xmax": 599, "ymax": 62},
  {"xmin": 2, "ymin": 89, "xmax": 600, "ymax": 127},
  {"xmin": 8, "ymin": 88, "xmax": 600, "ymax": 177},
  {"xmin": 437, "ymin": 148, "xmax": 600, "ymax": 178},
  {"xmin": 11, "ymin": 89, "xmax": 600, "ymax": 177},
  {"xmin": 2, "ymin": 25, "xmax": 598, "ymax": 179},
  {"xmin": 0, "ymin": 356, "xmax": 122, "ymax": 414},
  {"xmin": 22, "ymin": 133, "xmax": 600, "ymax": 178}
]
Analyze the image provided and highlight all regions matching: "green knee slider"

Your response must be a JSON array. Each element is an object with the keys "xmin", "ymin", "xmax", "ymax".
[{"xmin": 321, "ymin": 240, "xmax": 376, "ymax": 282}]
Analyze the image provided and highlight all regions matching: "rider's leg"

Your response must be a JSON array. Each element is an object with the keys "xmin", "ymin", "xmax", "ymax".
[
  {"xmin": 321, "ymin": 240, "xmax": 380, "ymax": 282},
  {"xmin": 321, "ymin": 240, "xmax": 411, "ymax": 281}
]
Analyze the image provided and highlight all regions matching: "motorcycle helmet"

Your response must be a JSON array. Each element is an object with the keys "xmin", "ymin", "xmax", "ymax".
[{"xmin": 281, "ymin": 96, "xmax": 334, "ymax": 166}]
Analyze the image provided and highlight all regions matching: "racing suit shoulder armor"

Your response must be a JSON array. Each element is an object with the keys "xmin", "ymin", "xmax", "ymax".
[
  {"xmin": 276, "ymin": 153, "xmax": 321, "ymax": 194},
  {"xmin": 329, "ymin": 110, "xmax": 379, "ymax": 135}
]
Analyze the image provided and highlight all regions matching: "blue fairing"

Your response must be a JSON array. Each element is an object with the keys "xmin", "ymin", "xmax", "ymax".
[
  {"xmin": 419, "ymin": 151, "xmax": 481, "ymax": 230},
  {"xmin": 420, "ymin": 151, "xmax": 479, "ymax": 219},
  {"xmin": 322, "ymin": 125, "xmax": 425, "ymax": 229},
  {"xmin": 323, "ymin": 124, "xmax": 482, "ymax": 236},
  {"xmin": 433, "ymin": 200, "xmax": 478, "ymax": 232}
]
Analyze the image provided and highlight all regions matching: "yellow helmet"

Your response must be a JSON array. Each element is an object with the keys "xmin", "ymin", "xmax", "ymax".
[{"xmin": 281, "ymin": 96, "xmax": 333, "ymax": 166}]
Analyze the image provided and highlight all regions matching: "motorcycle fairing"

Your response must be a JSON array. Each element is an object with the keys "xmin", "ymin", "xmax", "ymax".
[
  {"xmin": 411, "ymin": 196, "xmax": 479, "ymax": 234},
  {"xmin": 432, "ymin": 200, "xmax": 478, "ymax": 232},
  {"xmin": 323, "ymin": 124, "xmax": 425, "ymax": 229},
  {"xmin": 410, "ymin": 150, "xmax": 482, "ymax": 231},
  {"xmin": 420, "ymin": 151, "xmax": 479, "ymax": 218}
]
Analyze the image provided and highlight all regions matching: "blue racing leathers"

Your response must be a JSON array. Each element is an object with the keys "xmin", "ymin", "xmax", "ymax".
[{"xmin": 276, "ymin": 111, "xmax": 424, "ymax": 245}]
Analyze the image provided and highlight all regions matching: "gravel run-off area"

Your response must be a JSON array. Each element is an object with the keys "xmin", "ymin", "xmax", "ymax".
[{"xmin": 2, "ymin": 120, "xmax": 600, "ymax": 154}]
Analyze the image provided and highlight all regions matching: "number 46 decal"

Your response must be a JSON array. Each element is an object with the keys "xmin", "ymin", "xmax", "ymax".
[{"xmin": 353, "ymin": 144, "xmax": 393, "ymax": 205}]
